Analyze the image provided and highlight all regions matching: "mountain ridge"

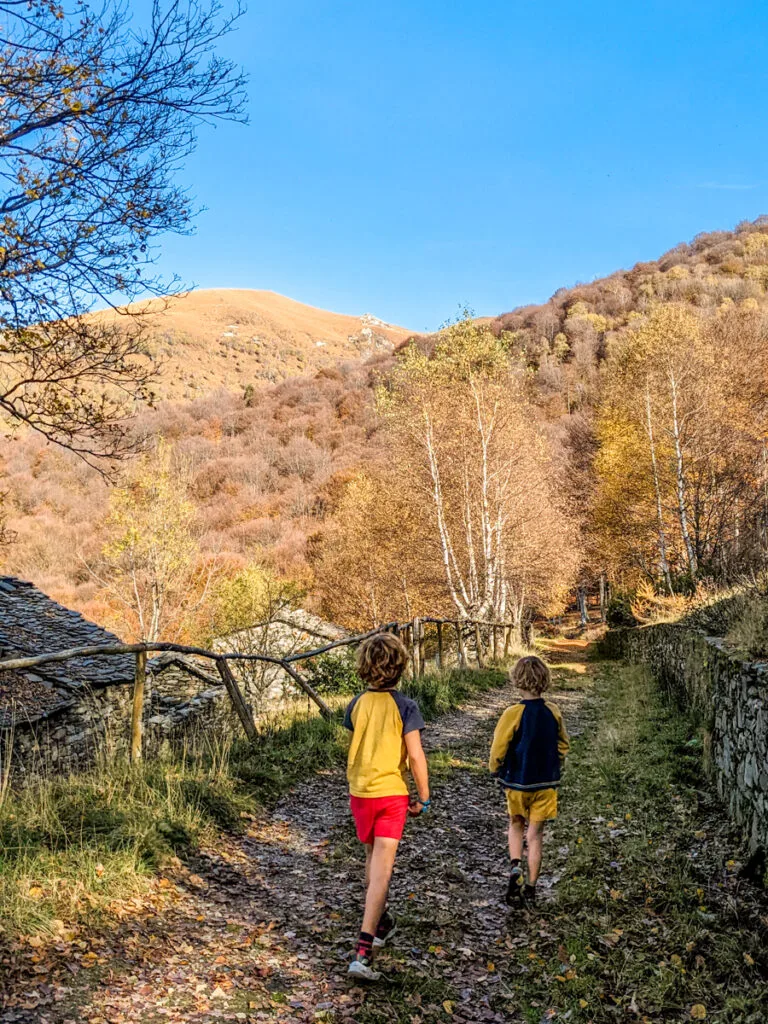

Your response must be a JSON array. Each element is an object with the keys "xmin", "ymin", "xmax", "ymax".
[{"xmin": 97, "ymin": 287, "xmax": 412, "ymax": 400}]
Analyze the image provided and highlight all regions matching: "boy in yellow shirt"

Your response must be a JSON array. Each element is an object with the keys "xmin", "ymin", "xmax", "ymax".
[
  {"xmin": 489, "ymin": 656, "xmax": 569, "ymax": 906},
  {"xmin": 344, "ymin": 633, "xmax": 430, "ymax": 980}
]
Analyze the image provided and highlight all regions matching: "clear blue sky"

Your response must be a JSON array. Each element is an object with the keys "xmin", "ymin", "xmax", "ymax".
[{"xmin": 148, "ymin": 0, "xmax": 768, "ymax": 331}]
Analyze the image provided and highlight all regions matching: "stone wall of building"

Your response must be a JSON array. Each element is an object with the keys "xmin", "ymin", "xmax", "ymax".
[
  {"xmin": 1, "ymin": 661, "xmax": 233, "ymax": 782},
  {"xmin": 602, "ymin": 624, "xmax": 768, "ymax": 852}
]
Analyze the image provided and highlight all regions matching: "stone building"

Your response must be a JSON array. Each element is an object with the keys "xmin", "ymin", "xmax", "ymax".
[
  {"xmin": 0, "ymin": 577, "xmax": 350, "ymax": 779},
  {"xmin": 0, "ymin": 576, "xmax": 227, "ymax": 779}
]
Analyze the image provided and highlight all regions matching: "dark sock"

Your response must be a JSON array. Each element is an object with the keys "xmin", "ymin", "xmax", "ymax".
[
  {"xmin": 510, "ymin": 858, "xmax": 521, "ymax": 869},
  {"xmin": 356, "ymin": 931, "xmax": 374, "ymax": 959}
]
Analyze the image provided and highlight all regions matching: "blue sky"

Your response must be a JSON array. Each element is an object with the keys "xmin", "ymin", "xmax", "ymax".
[{"xmin": 148, "ymin": 0, "xmax": 768, "ymax": 331}]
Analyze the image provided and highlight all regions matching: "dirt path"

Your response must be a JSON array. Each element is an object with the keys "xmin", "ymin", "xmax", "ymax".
[
  {"xmin": 6, "ymin": 646, "xmax": 766, "ymax": 1023},
  {"xmin": 0, "ymin": 665, "xmax": 592, "ymax": 1024}
]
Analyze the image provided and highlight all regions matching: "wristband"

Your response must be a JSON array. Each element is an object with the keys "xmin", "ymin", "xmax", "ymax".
[{"xmin": 417, "ymin": 797, "xmax": 431, "ymax": 814}]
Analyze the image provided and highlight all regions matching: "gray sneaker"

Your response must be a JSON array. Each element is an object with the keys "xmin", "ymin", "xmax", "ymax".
[{"xmin": 347, "ymin": 954, "xmax": 381, "ymax": 981}]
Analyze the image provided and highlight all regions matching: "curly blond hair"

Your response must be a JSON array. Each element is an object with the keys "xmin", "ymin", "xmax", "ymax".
[
  {"xmin": 356, "ymin": 632, "xmax": 408, "ymax": 690},
  {"xmin": 510, "ymin": 655, "xmax": 550, "ymax": 696}
]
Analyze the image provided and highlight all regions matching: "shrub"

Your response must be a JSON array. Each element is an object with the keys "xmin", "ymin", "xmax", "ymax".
[
  {"xmin": 606, "ymin": 592, "xmax": 637, "ymax": 627},
  {"xmin": 630, "ymin": 580, "xmax": 692, "ymax": 625},
  {"xmin": 725, "ymin": 596, "xmax": 768, "ymax": 659},
  {"xmin": 307, "ymin": 649, "xmax": 359, "ymax": 695}
]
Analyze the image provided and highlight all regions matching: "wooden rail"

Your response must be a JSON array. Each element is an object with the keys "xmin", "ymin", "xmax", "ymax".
[{"xmin": 0, "ymin": 615, "xmax": 518, "ymax": 758}]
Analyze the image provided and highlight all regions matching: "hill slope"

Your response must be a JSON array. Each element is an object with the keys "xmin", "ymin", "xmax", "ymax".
[
  {"xmin": 5, "ymin": 218, "xmax": 768, "ymax": 629},
  {"xmin": 104, "ymin": 289, "xmax": 411, "ymax": 400}
]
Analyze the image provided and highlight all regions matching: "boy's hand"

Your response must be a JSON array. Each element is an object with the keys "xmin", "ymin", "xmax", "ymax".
[{"xmin": 408, "ymin": 797, "xmax": 431, "ymax": 816}]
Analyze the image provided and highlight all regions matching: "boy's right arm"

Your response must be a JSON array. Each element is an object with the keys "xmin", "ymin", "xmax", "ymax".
[{"xmin": 489, "ymin": 706, "xmax": 521, "ymax": 774}]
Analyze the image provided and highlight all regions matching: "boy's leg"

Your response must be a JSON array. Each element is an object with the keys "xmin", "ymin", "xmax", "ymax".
[
  {"xmin": 361, "ymin": 836, "xmax": 399, "ymax": 935},
  {"xmin": 508, "ymin": 815, "xmax": 525, "ymax": 861},
  {"xmin": 364, "ymin": 843, "xmax": 373, "ymax": 887},
  {"xmin": 526, "ymin": 819, "xmax": 545, "ymax": 883},
  {"xmin": 505, "ymin": 814, "xmax": 526, "ymax": 905}
]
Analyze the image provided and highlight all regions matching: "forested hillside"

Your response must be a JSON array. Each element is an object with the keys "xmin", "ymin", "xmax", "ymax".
[{"xmin": 3, "ymin": 219, "xmax": 768, "ymax": 638}]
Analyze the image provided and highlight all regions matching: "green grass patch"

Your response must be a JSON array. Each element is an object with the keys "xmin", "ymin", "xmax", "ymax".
[
  {"xmin": 403, "ymin": 667, "xmax": 506, "ymax": 720},
  {"xmin": 0, "ymin": 753, "xmax": 251, "ymax": 935},
  {"xmin": 503, "ymin": 664, "xmax": 768, "ymax": 1024}
]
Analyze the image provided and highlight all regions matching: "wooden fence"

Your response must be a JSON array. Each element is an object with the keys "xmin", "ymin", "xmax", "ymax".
[{"xmin": 0, "ymin": 616, "xmax": 517, "ymax": 760}]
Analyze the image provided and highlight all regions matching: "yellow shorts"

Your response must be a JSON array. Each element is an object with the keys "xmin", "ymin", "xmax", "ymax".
[{"xmin": 505, "ymin": 787, "xmax": 558, "ymax": 821}]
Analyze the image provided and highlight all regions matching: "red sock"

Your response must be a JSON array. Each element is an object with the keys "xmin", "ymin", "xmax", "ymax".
[{"xmin": 356, "ymin": 931, "xmax": 374, "ymax": 959}]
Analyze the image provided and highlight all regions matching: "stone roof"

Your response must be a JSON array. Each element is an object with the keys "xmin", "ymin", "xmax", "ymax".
[
  {"xmin": 221, "ymin": 607, "xmax": 348, "ymax": 651},
  {"xmin": 0, "ymin": 576, "xmax": 134, "ymax": 727}
]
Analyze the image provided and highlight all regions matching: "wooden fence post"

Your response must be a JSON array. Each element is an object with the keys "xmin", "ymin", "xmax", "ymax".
[
  {"xmin": 412, "ymin": 618, "xmax": 421, "ymax": 679},
  {"xmin": 454, "ymin": 621, "xmax": 467, "ymax": 668},
  {"xmin": 418, "ymin": 619, "xmax": 425, "ymax": 678},
  {"xmin": 216, "ymin": 658, "xmax": 259, "ymax": 744},
  {"xmin": 436, "ymin": 621, "xmax": 443, "ymax": 670},
  {"xmin": 474, "ymin": 622, "xmax": 485, "ymax": 669},
  {"xmin": 492, "ymin": 625, "xmax": 498, "ymax": 662},
  {"xmin": 130, "ymin": 649, "xmax": 147, "ymax": 763},
  {"xmin": 280, "ymin": 661, "xmax": 333, "ymax": 720}
]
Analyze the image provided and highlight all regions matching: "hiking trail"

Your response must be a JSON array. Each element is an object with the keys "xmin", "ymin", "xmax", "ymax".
[{"xmin": 3, "ymin": 640, "xmax": 766, "ymax": 1024}]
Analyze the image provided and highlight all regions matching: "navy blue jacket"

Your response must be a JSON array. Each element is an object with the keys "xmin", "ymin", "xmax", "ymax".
[{"xmin": 489, "ymin": 698, "xmax": 570, "ymax": 791}]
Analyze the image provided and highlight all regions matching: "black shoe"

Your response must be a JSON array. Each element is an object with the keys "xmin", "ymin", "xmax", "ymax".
[
  {"xmin": 522, "ymin": 883, "xmax": 537, "ymax": 906},
  {"xmin": 373, "ymin": 910, "xmax": 397, "ymax": 948},
  {"xmin": 505, "ymin": 865, "xmax": 525, "ymax": 905}
]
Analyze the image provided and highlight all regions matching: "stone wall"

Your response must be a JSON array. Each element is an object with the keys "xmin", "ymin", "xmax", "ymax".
[
  {"xmin": 602, "ymin": 624, "xmax": 768, "ymax": 852},
  {"xmin": 1, "ymin": 660, "xmax": 234, "ymax": 782}
]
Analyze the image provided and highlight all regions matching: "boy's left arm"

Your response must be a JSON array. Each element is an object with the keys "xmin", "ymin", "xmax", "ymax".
[{"xmin": 404, "ymin": 729, "xmax": 430, "ymax": 814}]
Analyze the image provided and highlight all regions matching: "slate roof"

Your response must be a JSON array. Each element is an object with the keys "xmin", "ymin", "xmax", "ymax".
[{"xmin": 0, "ymin": 576, "xmax": 135, "ymax": 727}]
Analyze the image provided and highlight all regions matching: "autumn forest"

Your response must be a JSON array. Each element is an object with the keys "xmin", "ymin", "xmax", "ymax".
[{"xmin": 3, "ymin": 220, "xmax": 768, "ymax": 643}]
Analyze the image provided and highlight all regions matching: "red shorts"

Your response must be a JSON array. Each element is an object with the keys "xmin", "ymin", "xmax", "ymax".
[{"xmin": 350, "ymin": 795, "xmax": 409, "ymax": 845}]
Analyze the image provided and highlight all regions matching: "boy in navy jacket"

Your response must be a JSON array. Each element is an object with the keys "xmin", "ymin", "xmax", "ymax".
[{"xmin": 489, "ymin": 656, "xmax": 569, "ymax": 905}]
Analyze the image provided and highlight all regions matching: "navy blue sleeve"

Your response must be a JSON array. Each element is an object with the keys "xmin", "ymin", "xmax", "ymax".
[
  {"xmin": 343, "ymin": 693, "xmax": 360, "ymax": 731},
  {"xmin": 391, "ymin": 691, "xmax": 426, "ymax": 735}
]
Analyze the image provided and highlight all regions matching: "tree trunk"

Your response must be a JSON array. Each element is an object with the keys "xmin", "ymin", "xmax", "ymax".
[
  {"xmin": 436, "ymin": 621, "xmax": 444, "ymax": 670},
  {"xmin": 669, "ymin": 368, "xmax": 698, "ymax": 577},
  {"xmin": 599, "ymin": 573, "xmax": 607, "ymax": 623},
  {"xmin": 474, "ymin": 622, "xmax": 485, "ymax": 669},
  {"xmin": 503, "ymin": 624, "xmax": 511, "ymax": 658},
  {"xmin": 645, "ymin": 386, "xmax": 674, "ymax": 594},
  {"xmin": 578, "ymin": 588, "xmax": 588, "ymax": 627},
  {"xmin": 454, "ymin": 621, "xmax": 467, "ymax": 668},
  {"xmin": 130, "ymin": 649, "xmax": 147, "ymax": 763}
]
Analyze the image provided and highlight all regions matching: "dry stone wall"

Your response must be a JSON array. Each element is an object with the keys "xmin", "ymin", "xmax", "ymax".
[
  {"xmin": 602, "ymin": 624, "xmax": 768, "ymax": 852},
  {"xmin": 1, "ymin": 659, "xmax": 232, "ymax": 782}
]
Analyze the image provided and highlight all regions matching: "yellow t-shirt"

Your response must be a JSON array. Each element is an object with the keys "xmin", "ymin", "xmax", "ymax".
[{"xmin": 344, "ymin": 688, "xmax": 425, "ymax": 798}]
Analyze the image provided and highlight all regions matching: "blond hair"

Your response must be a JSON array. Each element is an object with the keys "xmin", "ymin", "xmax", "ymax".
[
  {"xmin": 356, "ymin": 632, "xmax": 408, "ymax": 690},
  {"xmin": 510, "ymin": 655, "xmax": 550, "ymax": 696}
]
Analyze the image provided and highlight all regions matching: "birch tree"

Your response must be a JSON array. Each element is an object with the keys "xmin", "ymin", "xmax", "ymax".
[
  {"xmin": 376, "ymin": 319, "xmax": 578, "ymax": 633},
  {"xmin": 595, "ymin": 302, "xmax": 768, "ymax": 587}
]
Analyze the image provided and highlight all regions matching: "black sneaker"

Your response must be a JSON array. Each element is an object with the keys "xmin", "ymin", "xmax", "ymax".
[
  {"xmin": 522, "ymin": 883, "xmax": 537, "ymax": 907},
  {"xmin": 505, "ymin": 865, "xmax": 525, "ymax": 905},
  {"xmin": 373, "ymin": 910, "xmax": 397, "ymax": 948}
]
